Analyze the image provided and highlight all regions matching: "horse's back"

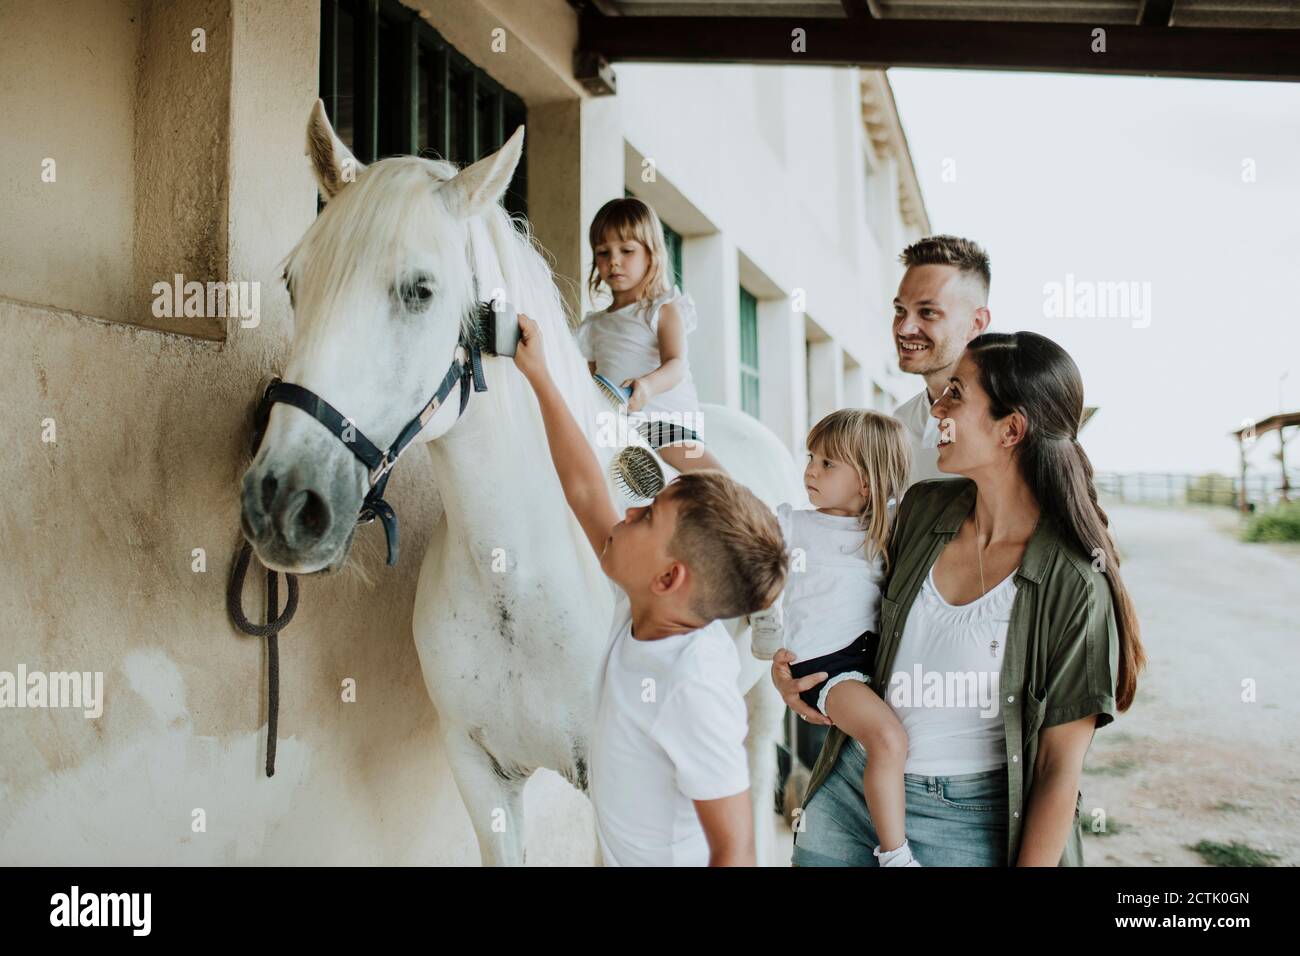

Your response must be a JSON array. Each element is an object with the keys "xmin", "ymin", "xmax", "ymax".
[{"xmin": 698, "ymin": 403, "xmax": 806, "ymax": 512}]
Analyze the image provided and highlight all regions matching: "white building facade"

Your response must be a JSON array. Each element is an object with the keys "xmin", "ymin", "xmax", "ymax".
[{"xmin": 614, "ymin": 62, "xmax": 929, "ymax": 453}]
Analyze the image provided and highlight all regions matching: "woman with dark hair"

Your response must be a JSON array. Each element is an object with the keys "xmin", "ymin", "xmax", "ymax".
[{"xmin": 778, "ymin": 330, "xmax": 1145, "ymax": 866}]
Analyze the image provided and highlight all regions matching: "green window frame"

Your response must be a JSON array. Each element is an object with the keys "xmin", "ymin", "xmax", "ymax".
[
  {"xmin": 662, "ymin": 222, "xmax": 683, "ymax": 291},
  {"xmin": 319, "ymin": 0, "xmax": 527, "ymax": 219},
  {"xmin": 739, "ymin": 286, "xmax": 760, "ymax": 418}
]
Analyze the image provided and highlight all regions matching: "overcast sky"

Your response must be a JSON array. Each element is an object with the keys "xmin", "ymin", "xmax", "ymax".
[{"xmin": 888, "ymin": 68, "xmax": 1300, "ymax": 477}]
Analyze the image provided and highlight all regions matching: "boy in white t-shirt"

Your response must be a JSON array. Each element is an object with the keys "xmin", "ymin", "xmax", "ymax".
[{"xmin": 513, "ymin": 312, "xmax": 789, "ymax": 867}]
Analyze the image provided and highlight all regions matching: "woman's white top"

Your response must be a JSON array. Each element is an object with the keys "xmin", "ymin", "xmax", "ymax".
[
  {"xmin": 883, "ymin": 565, "xmax": 1016, "ymax": 776},
  {"xmin": 574, "ymin": 285, "xmax": 701, "ymax": 417},
  {"xmin": 775, "ymin": 503, "xmax": 886, "ymax": 663}
]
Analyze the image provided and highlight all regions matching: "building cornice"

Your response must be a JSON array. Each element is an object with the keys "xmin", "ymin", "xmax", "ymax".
[{"xmin": 860, "ymin": 70, "xmax": 930, "ymax": 236}]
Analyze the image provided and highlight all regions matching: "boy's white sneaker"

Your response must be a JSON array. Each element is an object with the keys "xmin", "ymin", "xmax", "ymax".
[
  {"xmin": 748, "ymin": 604, "xmax": 784, "ymax": 660},
  {"xmin": 874, "ymin": 840, "xmax": 922, "ymax": 867}
]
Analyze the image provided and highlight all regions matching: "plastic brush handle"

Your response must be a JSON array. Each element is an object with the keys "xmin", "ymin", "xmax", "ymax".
[
  {"xmin": 477, "ymin": 299, "xmax": 521, "ymax": 357},
  {"xmin": 593, "ymin": 373, "xmax": 632, "ymax": 408}
]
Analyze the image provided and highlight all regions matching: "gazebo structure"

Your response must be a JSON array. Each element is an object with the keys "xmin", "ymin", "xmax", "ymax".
[{"xmin": 1232, "ymin": 413, "xmax": 1299, "ymax": 511}]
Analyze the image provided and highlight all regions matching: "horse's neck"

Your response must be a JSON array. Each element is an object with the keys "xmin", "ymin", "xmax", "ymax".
[
  {"xmin": 424, "ymin": 222, "xmax": 609, "ymax": 581},
  {"xmin": 423, "ymin": 357, "xmax": 604, "ymax": 583}
]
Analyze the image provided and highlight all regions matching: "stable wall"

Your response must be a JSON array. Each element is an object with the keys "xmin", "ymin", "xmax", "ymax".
[{"xmin": 0, "ymin": 0, "xmax": 594, "ymax": 865}]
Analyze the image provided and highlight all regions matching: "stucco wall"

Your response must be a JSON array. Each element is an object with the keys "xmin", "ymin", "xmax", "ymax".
[{"xmin": 0, "ymin": 0, "xmax": 592, "ymax": 865}]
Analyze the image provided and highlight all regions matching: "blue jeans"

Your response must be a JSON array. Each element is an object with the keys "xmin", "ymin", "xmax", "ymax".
[{"xmin": 792, "ymin": 739, "xmax": 1009, "ymax": 867}]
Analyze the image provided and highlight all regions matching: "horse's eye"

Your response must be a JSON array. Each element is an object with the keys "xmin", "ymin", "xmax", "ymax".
[{"xmin": 399, "ymin": 276, "xmax": 435, "ymax": 313}]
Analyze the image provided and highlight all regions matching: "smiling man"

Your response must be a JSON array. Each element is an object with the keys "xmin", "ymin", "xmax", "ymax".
[{"xmin": 891, "ymin": 236, "xmax": 993, "ymax": 485}]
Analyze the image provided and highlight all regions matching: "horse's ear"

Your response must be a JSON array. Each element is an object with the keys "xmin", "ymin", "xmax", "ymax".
[
  {"xmin": 307, "ymin": 99, "xmax": 364, "ymax": 202},
  {"xmin": 445, "ymin": 125, "xmax": 524, "ymax": 218}
]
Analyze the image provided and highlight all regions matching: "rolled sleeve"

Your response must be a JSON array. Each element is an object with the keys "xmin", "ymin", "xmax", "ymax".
[{"xmin": 1042, "ymin": 571, "xmax": 1120, "ymax": 730}]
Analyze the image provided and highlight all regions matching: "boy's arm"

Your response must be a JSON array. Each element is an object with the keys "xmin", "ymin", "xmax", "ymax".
[
  {"xmin": 694, "ymin": 791, "xmax": 756, "ymax": 866},
  {"xmin": 514, "ymin": 313, "xmax": 619, "ymax": 558}
]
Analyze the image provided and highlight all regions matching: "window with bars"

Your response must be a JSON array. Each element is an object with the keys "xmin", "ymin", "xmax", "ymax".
[
  {"xmin": 319, "ymin": 0, "xmax": 527, "ymax": 219},
  {"xmin": 739, "ymin": 286, "xmax": 760, "ymax": 419}
]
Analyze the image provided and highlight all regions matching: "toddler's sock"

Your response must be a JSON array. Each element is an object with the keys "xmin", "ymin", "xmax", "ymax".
[{"xmin": 874, "ymin": 839, "xmax": 922, "ymax": 867}]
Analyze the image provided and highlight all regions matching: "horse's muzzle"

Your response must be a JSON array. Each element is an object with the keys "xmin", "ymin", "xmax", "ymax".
[{"xmin": 240, "ymin": 462, "xmax": 342, "ymax": 572}]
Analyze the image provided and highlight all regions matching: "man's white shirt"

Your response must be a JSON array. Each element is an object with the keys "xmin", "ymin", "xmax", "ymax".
[
  {"xmin": 893, "ymin": 388, "xmax": 949, "ymax": 487},
  {"xmin": 589, "ymin": 585, "xmax": 750, "ymax": 866}
]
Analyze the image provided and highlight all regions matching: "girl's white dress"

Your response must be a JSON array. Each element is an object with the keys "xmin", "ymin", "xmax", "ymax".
[{"xmin": 574, "ymin": 285, "xmax": 701, "ymax": 419}]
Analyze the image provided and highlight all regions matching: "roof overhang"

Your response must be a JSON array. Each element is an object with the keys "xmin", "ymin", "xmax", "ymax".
[{"xmin": 573, "ymin": 1, "xmax": 1300, "ymax": 82}]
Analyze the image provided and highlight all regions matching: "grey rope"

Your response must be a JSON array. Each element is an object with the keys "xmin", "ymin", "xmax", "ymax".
[{"xmin": 227, "ymin": 540, "xmax": 298, "ymax": 777}]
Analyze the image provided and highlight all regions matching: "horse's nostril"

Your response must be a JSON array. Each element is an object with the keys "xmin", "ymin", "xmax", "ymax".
[
  {"xmin": 260, "ymin": 471, "xmax": 279, "ymax": 512},
  {"xmin": 284, "ymin": 489, "xmax": 331, "ymax": 548},
  {"xmin": 299, "ymin": 490, "xmax": 330, "ymax": 538}
]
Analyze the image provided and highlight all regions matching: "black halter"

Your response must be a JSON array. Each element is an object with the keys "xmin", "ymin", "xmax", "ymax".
[{"xmin": 251, "ymin": 328, "xmax": 488, "ymax": 567}]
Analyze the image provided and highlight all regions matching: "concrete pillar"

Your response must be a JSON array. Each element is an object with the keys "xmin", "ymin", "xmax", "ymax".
[
  {"xmin": 527, "ymin": 95, "xmax": 623, "ymax": 322},
  {"xmin": 843, "ymin": 363, "xmax": 870, "ymax": 409},
  {"xmin": 807, "ymin": 339, "xmax": 844, "ymax": 431},
  {"xmin": 682, "ymin": 231, "xmax": 739, "ymax": 408},
  {"xmin": 758, "ymin": 295, "xmax": 806, "ymax": 452},
  {"xmin": 226, "ymin": 0, "xmax": 318, "ymax": 352},
  {"xmin": 133, "ymin": 0, "xmax": 234, "ymax": 340}
]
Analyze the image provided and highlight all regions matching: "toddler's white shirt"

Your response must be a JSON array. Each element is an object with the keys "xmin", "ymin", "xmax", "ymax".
[
  {"xmin": 775, "ymin": 502, "xmax": 887, "ymax": 663},
  {"xmin": 575, "ymin": 285, "xmax": 702, "ymax": 418}
]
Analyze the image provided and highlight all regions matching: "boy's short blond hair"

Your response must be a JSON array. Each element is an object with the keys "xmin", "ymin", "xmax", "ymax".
[{"xmin": 664, "ymin": 471, "xmax": 788, "ymax": 622}]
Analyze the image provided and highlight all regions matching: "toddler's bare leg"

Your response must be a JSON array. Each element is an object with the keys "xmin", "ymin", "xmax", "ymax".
[
  {"xmin": 823, "ymin": 680, "xmax": 909, "ymax": 852},
  {"xmin": 657, "ymin": 442, "xmax": 727, "ymax": 475}
]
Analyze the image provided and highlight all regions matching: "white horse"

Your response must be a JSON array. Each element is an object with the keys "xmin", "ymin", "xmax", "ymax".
[{"xmin": 240, "ymin": 101, "xmax": 802, "ymax": 865}]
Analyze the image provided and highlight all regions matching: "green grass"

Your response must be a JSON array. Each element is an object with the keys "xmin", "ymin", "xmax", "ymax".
[
  {"xmin": 1187, "ymin": 840, "xmax": 1280, "ymax": 867},
  {"xmin": 1211, "ymin": 802, "xmax": 1251, "ymax": 814},
  {"xmin": 1083, "ymin": 818, "xmax": 1131, "ymax": 838},
  {"xmin": 1242, "ymin": 502, "xmax": 1300, "ymax": 543},
  {"xmin": 1084, "ymin": 756, "xmax": 1140, "ymax": 777}
]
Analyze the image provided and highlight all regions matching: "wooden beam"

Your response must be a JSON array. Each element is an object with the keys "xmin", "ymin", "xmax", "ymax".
[
  {"xmin": 1138, "ymin": 0, "xmax": 1175, "ymax": 27},
  {"xmin": 578, "ymin": 14, "xmax": 1300, "ymax": 82}
]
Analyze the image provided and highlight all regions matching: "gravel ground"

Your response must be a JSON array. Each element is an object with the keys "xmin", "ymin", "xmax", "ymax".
[{"xmin": 1081, "ymin": 503, "xmax": 1299, "ymax": 866}]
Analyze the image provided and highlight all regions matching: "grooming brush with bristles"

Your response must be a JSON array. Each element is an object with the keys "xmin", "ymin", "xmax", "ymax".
[
  {"xmin": 593, "ymin": 373, "xmax": 633, "ymax": 410},
  {"xmin": 472, "ymin": 298, "xmax": 521, "ymax": 357},
  {"xmin": 611, "ymin": 445, "xmax": 666, "ymax": 500}
]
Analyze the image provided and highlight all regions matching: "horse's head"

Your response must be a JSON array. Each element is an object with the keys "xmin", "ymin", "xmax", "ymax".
[{"xmin": 240, "ymin": 100, "xmax": 523, "ymax": 573}]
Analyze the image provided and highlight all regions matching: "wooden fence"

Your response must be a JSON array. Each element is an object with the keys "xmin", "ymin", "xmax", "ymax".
[{"xmin": 1094, "ymin": 472, "xmax": 1298, "ymax": 509}]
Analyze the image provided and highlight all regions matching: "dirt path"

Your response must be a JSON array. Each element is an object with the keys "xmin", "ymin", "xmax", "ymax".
[{"xmin": 1082, "ymin": 503, "xmax": 1300, "ymax": 866}]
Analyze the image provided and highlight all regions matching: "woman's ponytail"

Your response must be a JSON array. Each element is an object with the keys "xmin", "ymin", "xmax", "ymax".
[{"xmin": 969, "ymin": 332, "xmax": 1145, "ymax": 712}]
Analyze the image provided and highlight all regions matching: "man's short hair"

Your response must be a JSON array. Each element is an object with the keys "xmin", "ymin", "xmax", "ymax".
[
  {"xmin": 899, "ymin": 235, "xmax": 991, "ymax": 301},
  {"xmin": 664, "ymin": 471, "xmax": 788, "ymax": 622}
]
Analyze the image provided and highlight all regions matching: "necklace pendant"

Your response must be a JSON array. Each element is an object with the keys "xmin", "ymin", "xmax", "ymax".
[{"xmin": 989, "ymin": 639, "xmax": 999, "ymax": 658}]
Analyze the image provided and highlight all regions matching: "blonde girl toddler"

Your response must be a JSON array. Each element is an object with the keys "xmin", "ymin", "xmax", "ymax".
[
  {"xmin": 752, "ymin": 409, "xmax": 919, "ymax": 866},
  {"xmin": 574, "ymin": 196, "xmax": 725, "ymax": 475}
]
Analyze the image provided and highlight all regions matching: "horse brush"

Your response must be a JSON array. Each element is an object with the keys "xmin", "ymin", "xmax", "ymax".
[
  {"xmin": 472, "ymin": 298, "xmax": 521, "ymax": 357},
  {"xmin": 611, "ymin": 445, "xmax": 666, "ymax": 500},
  {"xmin": 593, "ymin": 373, "xmax": 633, "ymax": 410}
]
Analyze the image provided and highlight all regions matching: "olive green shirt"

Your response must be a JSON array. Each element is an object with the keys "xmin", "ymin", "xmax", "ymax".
[{"xmin": 800, "ymin": 477, "xmax": 1121, "ymax": 866}]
